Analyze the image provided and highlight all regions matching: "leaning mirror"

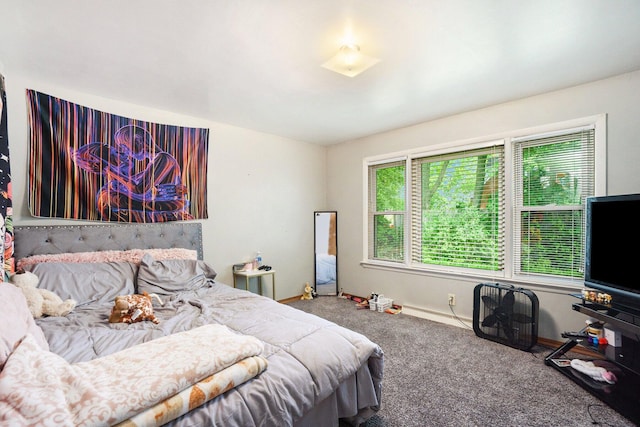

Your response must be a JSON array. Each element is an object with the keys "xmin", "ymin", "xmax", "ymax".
[{"xmin": 314, "ymin": 211, "xmax": 337, "ymax": 295}]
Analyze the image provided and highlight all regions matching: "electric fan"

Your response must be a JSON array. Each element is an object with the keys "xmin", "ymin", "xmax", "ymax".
[{"xmin": 472, "ymin": 283, "xmax": 539, "ymax": 351}]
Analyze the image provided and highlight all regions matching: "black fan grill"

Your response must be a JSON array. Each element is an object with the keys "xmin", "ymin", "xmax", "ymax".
[{"xmin": 473, "ymin": 282, "xmax": 539, "ymax": 351}]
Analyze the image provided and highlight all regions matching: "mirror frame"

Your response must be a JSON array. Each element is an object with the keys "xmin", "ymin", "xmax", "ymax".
[{"xmin": 314, "ymin": 211, "xmax": 338, "ymax": 295}]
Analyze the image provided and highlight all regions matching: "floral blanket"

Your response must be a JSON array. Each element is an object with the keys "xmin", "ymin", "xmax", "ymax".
[{"xmin": 0, "ymin": 325, "xmax": 267, "ymax": 427}]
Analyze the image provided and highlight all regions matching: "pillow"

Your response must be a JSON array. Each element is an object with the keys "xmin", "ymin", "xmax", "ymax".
[
  {"xmin": 0, "ymin": 282, "xmax": 49, "ymax": 370},
  {"xmin": 17, "ymin": 248, "xmax": 198, "ymax": 270},
  {"xmin": 137, "ymin": 254, "xmax": 217, "ymax": 296},
  {"xmin": 23, "ymin": 262, "xmax": 137, "ymax": 306}
]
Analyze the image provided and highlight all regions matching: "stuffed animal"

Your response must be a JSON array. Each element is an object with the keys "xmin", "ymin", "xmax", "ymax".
[
  {"xmin": 570, "ymin": 359, "xmax": 618, "ymax": 384},
  {"xmin": 109, "ymin": 292, "xmax": 163, "ymax": 324},
  {"xmin": 9, "ymin": 270, "xmax": 76, "ymax": 318},
  {"xmin": 300, "ymin": 282, "xmax": 314, "ymax": 300}
]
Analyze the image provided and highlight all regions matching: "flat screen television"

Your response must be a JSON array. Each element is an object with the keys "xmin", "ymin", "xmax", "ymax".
[{"xmin": 584, "ymin": 193, "xmax": 640, "ymax": 314}]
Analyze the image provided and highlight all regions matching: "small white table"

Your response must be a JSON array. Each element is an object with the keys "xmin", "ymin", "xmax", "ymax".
[{"xmin": 233, "ymin": 269, "xmax": 276, "ymax": 300}]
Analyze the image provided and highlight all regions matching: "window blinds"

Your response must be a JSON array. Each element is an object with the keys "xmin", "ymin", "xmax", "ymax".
[
  {"xmin": 410, "ymin": 145, "xmax": 505, "ymax": 271},
  {"xmin": 512, "ymin": 127, "xmax": 595, "ymax": 278}
]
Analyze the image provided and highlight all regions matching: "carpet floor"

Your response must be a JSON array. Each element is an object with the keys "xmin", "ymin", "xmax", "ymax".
[{"xmin": 287, "ymin": 296, "xmax": 636, "ymax": 427}]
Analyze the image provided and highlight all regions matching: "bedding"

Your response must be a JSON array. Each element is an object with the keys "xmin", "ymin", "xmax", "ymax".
[
  {"xmin": 0, "ymin": 326, "xmax": 267, "ymax": 427},
  {"xmin": 315, "ymin": 253, "xmax": 337, "ymax": 285},
  {"xmin": 0, "ymin": 283, "xmax": 49, "ymax": 369},
  {"xmin": 136, "ymin": 254, "xmax": 218, "ymax": 295},
  {"xmin": 6, "ymin": 223, "xmax": 383, "ymax": 427},
  {"xmin": 25, "ymin": 261, "xmax": 137, "ymax": 306}
]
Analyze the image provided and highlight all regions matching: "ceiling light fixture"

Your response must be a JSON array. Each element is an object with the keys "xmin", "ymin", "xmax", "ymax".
[{"xmin": 321, "ymin": 43, "xmax": 380, "ymax": 78}]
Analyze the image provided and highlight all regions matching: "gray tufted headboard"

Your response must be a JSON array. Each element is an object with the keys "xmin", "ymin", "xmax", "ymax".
[{"xmin": 13, "ymin": 222, "xmax": 203, "ymax": 261}]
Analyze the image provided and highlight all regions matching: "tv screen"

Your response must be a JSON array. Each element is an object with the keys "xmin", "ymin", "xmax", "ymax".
[{"xmin": 585, "ymin": 193, "xmax": 640, "ymax": 310}]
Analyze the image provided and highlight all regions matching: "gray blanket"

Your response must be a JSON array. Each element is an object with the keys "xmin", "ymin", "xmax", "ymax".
[{"xmin": 36, "ymin": 282, "xmax": 383, "ymax": 426}]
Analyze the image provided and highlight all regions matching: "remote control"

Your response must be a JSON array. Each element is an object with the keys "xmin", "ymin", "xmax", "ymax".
[{"xmin": 561, "ymin": 331, "xmax": 589, "ymax": 339}]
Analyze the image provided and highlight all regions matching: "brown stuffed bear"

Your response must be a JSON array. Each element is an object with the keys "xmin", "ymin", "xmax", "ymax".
[{"xmin": 109, "ymin": 292, "xmax": 163, "ymax": 324}]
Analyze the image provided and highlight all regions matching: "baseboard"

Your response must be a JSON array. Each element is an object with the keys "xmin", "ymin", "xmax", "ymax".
[
  {"xmin": 293, "ymin": 295, "xmax": 596, "ymax": 355},
  {"xmin": 402, "ymin": 304, "xmax": 473, "ymax": 329},
  {"xmin": 403, "ymin": 305, "xmax": 596, "ymax": 355},
  {"xmin": 279, "ymin": 295, "xmax": 302, "ymax": 304}
]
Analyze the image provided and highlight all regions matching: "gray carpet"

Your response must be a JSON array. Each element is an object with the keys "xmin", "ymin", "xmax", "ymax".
[{"xmin": 287, "ymin": 296, "xmax": 636, "ymax": 427}]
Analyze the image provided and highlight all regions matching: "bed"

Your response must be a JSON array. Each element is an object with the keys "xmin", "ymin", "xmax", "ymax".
[{"xmin": 2, "ymin": 223, "xmax": 383, "ymax": 427}]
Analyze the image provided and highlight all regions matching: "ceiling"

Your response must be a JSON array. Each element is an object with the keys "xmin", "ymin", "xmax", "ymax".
[{"xmin": 2, "ymin": 1, "xmax": 640, "ymax": 145}]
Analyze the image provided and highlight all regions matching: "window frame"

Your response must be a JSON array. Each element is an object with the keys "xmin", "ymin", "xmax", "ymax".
[
  {"xmin": 368, "ymin": 159, "xmax": 407, "ymax": 263},
  {"xmin": 363, "ymin": 115, "xmax": 607, "ymax": 289}
]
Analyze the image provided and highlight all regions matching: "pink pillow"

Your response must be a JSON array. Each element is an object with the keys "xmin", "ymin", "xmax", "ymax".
[
  {"xmin": 17, "ymin": 248, "xmax": 198, "ymax": 270},
  {"xmin": 0, "ymin": 283, "xmax": 49, "ymax": 370}
]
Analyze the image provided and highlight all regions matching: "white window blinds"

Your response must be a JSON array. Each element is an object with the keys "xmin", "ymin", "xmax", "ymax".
[
  {"xmin": 368, "ymin": 160, "xmax": 406, "ymax": 262},
  {"xmin": 512, "ymin": 126, "xmax": 595, "ymax": 279},
  {"xmin": 410, "ymin": 145, "xmax": 505, "ymax": 271}
]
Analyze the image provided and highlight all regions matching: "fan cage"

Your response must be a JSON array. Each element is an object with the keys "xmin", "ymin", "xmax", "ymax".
[{"xmin": 473, "ymin": 282, "xmax": 539, "ymax": 351}]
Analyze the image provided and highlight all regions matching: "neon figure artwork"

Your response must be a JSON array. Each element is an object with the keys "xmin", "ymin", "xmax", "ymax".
[{"xmin": 72, "ymin": 125, "xmax": 193, "ymax": 222}]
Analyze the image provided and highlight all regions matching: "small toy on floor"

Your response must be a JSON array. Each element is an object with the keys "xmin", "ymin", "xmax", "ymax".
[
  {"xmin": 356, "ymin": 296, "xmax": 371, "ymax": 309},
  {"xmin": 300, "ymin": 282, "xmax": 314, "ymax": 300}
]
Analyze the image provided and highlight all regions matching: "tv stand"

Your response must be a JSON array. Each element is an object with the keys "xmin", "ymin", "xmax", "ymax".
[{"xmin": 545, "ymin": 300, "xmax": 640, "ymax": 425}]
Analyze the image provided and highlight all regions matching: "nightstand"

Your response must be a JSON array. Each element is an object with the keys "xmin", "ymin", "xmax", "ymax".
[{"xmin": 233, "ymin": 269, "xmax": 276, "ymax": 300}]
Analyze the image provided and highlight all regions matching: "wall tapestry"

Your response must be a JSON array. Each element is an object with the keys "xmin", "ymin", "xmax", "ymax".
[
  {"xmin": 26, "ymin": 90, "xmax": 209, "ymax": 222},
  {"xmin": 0, "ymin": 74, "xmax": 15, "ymax": 278}
]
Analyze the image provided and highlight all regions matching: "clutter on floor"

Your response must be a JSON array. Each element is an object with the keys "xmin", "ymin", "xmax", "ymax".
[{"xmin": 338, "ymin": 291, "xmax": 402, "ymax": 314}]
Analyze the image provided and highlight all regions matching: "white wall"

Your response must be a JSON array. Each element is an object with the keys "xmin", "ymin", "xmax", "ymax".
[
  {"xmin": 4, "ymin": 74, "xmax": 327, "ymax": 300},
  {"xmin": 327, "ymin": 70, "xmax": 640, "ymax": 340},
  {"xmin": 6, "ymin": 68, "xmax": 640, "ymax": 339}
]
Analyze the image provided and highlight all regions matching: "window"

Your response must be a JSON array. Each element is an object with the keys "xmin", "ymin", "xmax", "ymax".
[
  {"xmin": 368, "ymin": 161, "xmax": 405, "ymax": 262},
  {"xmin": 410, "ymin": 144, "xmax": 504, "ymax": 272},
  {"xmin": 513, "ymin": 128, "xmax": 595, "ymax": 280},
  {"xmin": 365, "ymin": 118, "xmax": 602, "ymax": 285}
]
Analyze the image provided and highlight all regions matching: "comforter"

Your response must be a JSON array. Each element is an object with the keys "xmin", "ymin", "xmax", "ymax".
[
  {"xmin": 34, "ymin": 282, "xmax": 383, "ymax": 426},
  {"xmin": 0, "ymin": 325, "xmax": 267, "ymax": 426}
]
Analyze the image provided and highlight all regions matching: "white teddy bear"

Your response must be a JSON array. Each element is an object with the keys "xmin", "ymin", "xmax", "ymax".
[{"xmin": 9, "ymin": 270, "xmax": 76, "ymax": 318}]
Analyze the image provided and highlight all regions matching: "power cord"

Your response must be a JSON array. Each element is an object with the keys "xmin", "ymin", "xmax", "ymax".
[
  {"xmin": 448, "ymin": 304, "xmax": 473, "ymax": 330},
  {"xmin": 587, "ymin": 403, "xmax": 621, "ymax": 426}
]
